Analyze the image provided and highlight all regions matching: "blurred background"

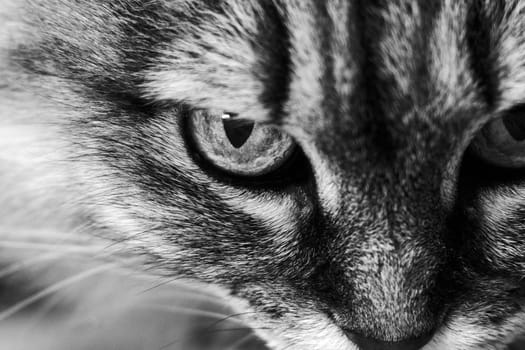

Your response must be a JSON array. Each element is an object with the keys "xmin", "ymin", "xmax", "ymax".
[{"xmin": 0, "ymin": 258, "xmax": 269, "ymax": 350}]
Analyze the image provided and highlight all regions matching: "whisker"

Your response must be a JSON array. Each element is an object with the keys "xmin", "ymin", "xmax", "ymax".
[
  {"xmin": 203, "ymin": 311, "xmax": 259, "ymax": 332},
  {"xmin": 103, "ymin": 224, "xmax": 167, "ymax": 250},
  {"xmin": 141, "ymin": 303, "xmax": 248, "ymax": 326},
  {"xmin": 0, "ymin": 252, "xmax": 64, "ymax": 278},
  {"xmin": 17, "ymin": 291, "xmax": 64, "ymax": 330},
  {"xmin": 0, "ymin": 228, "xmax": 99, "ymax": 244},
  {"xmin": 0, "ymin": 239, "xmax": 140, "ymax": 268},
  {"xmin": 0, "ymin": 228, "xmax": 76, "ymax": 238},
  {"xmin": 136, "ymin": 276, "xmax": 223, "ymax": 301},
  {"xmin": 204, "ymin": 327, "xmax": 271, "ymax": 334},
  {"xmin": 136, "ymin": 276, "xmax": 187, "ymax": 295},
  {"xmin": 159, "ymin": 327, "xmax": 271, "ymax": 350},
  {"xmin": 94, "ymin": 269, "xmax": 230, "ymax": 308},
  {"xmin": 0, "ymin": 240, "xmax": 105, "ymax": 253},
  {"xmin": 135, "ymin": 288, "xmax": 229, "ymax": 308},
  {"xmin": 134, "ymin": 274, "xmax": 220, "ymax": 298},
  {"xmin": 227, "ymin": 333, "xmax": 256, "ymax": 350},
  {"xmin": 0, "ymin": 246, "xmax": 225, "ymax": 307},
  {"xmin": 0, "ymin": 263, "xmax": 115, "ymax": 321}
]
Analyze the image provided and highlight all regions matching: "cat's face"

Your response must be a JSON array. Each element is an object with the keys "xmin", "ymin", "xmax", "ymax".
[{"xmin": 7, "ymin": 0, "xmax": 525, "ymax": 349}]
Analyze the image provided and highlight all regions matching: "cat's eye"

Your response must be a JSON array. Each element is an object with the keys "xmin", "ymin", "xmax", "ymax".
[
  {"xmin": 188, "ymin": 111, "xmax": 296, "ymax": 177},
  {"xmin": 470, "ymin": 106, "xmax": 525, "ymax": 168}
]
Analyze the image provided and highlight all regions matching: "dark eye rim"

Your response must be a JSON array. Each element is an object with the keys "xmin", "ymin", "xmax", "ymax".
[
  {"xmin": 181, "ymin": 109, "xmax": 312, "ymax": 190},
  {"xmin": 467, "ymin": 104, "xmax": 525, "ymax": 169},
  {"xmin": 501, "ymin": 104, "xmax": 525, "ymax": 142},
  {"xmin": 460, "ymin": 150, "xmax": 525, "ymax": 193}
]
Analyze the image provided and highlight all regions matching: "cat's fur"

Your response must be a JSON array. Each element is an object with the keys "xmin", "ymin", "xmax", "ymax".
[{"xmin": 2, "ymin": 0, "xmax": 525, "ymax": 349}]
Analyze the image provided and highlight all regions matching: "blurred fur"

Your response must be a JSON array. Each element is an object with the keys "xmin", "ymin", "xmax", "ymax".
[{"xmin": 2, "ymin": 1, "xmax": 525, "ymax": 349}]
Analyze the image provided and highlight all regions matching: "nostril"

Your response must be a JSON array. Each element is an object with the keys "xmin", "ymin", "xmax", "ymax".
[{"xmin": 345, "ymin": 330, "xmax": 434, "ymax": 350}]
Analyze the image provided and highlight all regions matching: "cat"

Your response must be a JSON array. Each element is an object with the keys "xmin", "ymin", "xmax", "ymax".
[{"xmin": 2, "ymin": 0, "xmax": 525, "ymax": 349}]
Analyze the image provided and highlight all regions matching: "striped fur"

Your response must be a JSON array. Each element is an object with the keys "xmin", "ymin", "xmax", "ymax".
[{"xmin": 2, "ymin": 1, "xmax": 525, "ymax": 349}]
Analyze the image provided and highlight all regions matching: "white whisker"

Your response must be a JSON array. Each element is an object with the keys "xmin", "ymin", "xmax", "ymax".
[
  {"xmin": 137, "ymin": 289, "xmax": 228, "ymax": 308},
  {"xmin": 0, "ymin": 263, "xmax": 115, "ymax": 321},
  {"xmin": 0, "ymin": 252, "xmax": 64, "ymax": 278},
  {"xmin": 126, "ymin": 274, "xmax": 219, "ymax": 299},
  {"xmin": 140, "ymin": 303, "xmax": 248, "ymax": 327},
  {"xmin": 227, "ymin": 333, "xmax": 256, "ymax": 350},
  {"xmin": 0, "ymin": 228, "xmax": 81, "ymax": 239},
  {"xmin": 0, "ymin": 240, "xmax": 104, "ymax": 253}
]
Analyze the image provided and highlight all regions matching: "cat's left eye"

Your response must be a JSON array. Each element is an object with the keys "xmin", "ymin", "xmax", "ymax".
[
  {"xmin": 188, "ymin": 111, "xmax": 296, "ymax": 177},
  {"xmin": 470, "ymin": 106, "xmax": 525, "ymax": 168}
]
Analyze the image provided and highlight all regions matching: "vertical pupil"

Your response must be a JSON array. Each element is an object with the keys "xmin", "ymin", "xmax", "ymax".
[
  {"xmin": 503, "ymin": 107, "xmax": 525, "ymax": 141},
  {"xmin": 222, "ymin": 117, "xmax": 255, "ymax": 148}
]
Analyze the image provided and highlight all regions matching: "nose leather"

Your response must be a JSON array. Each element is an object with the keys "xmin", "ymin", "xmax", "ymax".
[{"xmin": 347, "ymin": 331, "xmax": 433, "ymax": 350}]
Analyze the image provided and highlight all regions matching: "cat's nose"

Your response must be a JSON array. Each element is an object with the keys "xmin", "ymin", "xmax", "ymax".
[{"xmin": 346, "ymin": 331, "xmax": 434, "ymax": 350}]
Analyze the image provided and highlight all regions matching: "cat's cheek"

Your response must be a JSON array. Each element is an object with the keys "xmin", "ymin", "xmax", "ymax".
[
  {"xmin": 430, "ymin": 315, "xmax": 523, "ymax": 350},
  {"xmin": 471, "ymin": 187, "xmax": 525, "ymax": 273},
  {"xmin": 222, "ymin": 191, "xmax": 313, "ymax": 236}
]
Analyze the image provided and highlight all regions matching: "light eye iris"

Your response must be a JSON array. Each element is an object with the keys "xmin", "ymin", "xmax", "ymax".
[
  {"xmin": 189, "ymin": 111, "xmax": 295, "ymax": 177},
  {"xmin": 471, "ymin": 106, "xmax": 525, "ymax": 168}
]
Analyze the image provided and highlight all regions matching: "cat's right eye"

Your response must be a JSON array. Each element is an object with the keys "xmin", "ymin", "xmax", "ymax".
[
  {"xmin": 470, "ymin": 105, "xmax": 525, "ymax": 168},
  {"xmin": 187, "ymin": 111, "xmax": 296, "ymax": 177}
]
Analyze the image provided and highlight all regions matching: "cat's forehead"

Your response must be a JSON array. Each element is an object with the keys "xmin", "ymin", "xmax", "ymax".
[
  {"xmin": 284, "ymin": 0, "xmax": 479, "ymax": 159},
  {"xmin": 19, "ymin": 0, "xmax": 525, "ymax": 132},
  {"xmin": 282, "ymin": 0, "xmax": 512, "ymax": 128},
  {"xmin": 145, "ymin": 1, "xmax": 524, "ymax": 129}
]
